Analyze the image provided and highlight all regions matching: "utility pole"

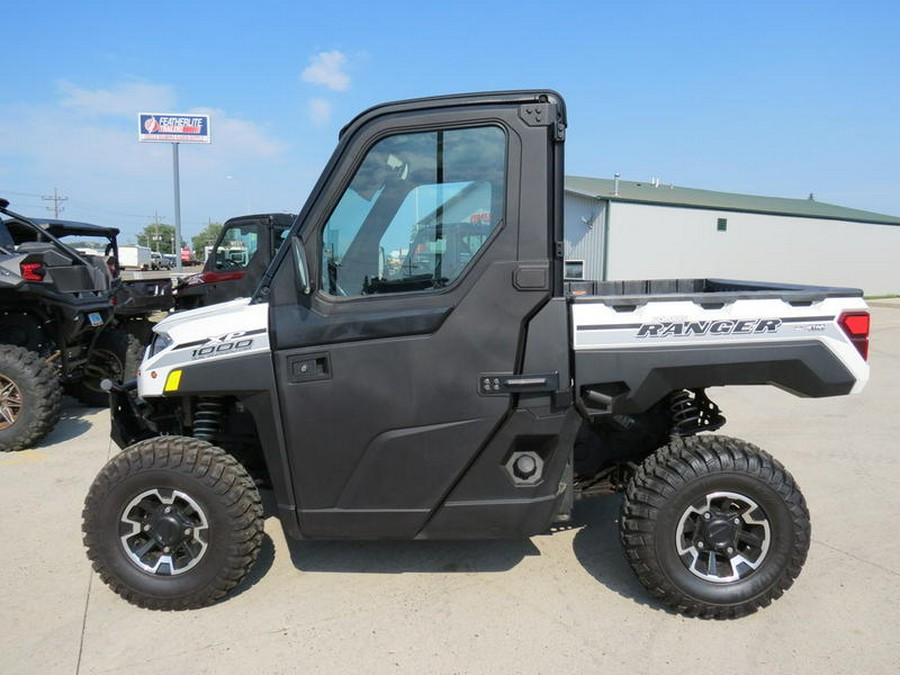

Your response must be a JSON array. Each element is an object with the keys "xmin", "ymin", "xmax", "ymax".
[
  {"xmin": 42, "ymin": 188, "xmax": 68, "ymax": 218},
  {"xmin": 154, "ymin": 210, "xmax": 161, "ymax": 252}
]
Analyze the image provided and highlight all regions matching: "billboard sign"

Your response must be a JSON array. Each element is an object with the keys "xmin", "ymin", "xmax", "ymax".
[{"xmin": 139, "ymin": 113, "xmax": 211, "ymax": 143}]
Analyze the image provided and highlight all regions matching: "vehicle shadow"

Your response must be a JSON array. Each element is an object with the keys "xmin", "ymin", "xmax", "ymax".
[
  {"xmin": 285, "ymin": 537, "xmax": 540, "ymax": 575},
  {"xmin": 35, "ymin": 398, "xmax": 99, "ymax": 447},
  {"xmin": 258, "ymin": 491, "xmax": 540, "ymax": 576},
  {"xmin": 227, "ymin": 531, "xmax": 277, "ymax": 602},
  {"xmin": 253, "ymin": 488, "xmax": 663, "ymax": 611},
  {"xmin": 569, "ymin": 495, "xmax": 667, "ymax": 613}
]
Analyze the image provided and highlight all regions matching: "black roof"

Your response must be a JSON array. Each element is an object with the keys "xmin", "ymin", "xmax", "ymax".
[{"xmin": 31, "ymin": 218, "xmax": 120, "ymax": 239}]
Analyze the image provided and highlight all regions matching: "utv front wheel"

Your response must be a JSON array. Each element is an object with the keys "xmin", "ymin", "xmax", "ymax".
[
  {"xmin": 0, "ymin": 345, "xmax": 62, "ymax": 451},
  {"xmin": 621, "ymin": 435, "xmax": 810, "ymax": 619},
  {"xmin": 82, "ymin": 436, "xmax": 264, "ymax": 610}
]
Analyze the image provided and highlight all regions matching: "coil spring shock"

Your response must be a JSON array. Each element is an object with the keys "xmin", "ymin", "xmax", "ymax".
[
  {"xmin": 669, "ymin": 389, "xmax": 726, "ymax": 437},
  {"xmin": 193, "ymin": 397, "xmax": 223, "ymax": 441}
]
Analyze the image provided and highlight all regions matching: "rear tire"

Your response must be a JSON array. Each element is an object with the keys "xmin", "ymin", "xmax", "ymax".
[
  {"xmin": 82, "ymin": 436, "xmax": 264, "ymax": 610},
  {"xmin": 69, "ymin": 328, "xmax": 142, "ymax": 407},
  {"xmin": 621, "ymin": 435, "xmax": 810, "ymax": 619},
  {"xmin": 0, "ymin": 345, "xmax": 62, "ymax": 451}
]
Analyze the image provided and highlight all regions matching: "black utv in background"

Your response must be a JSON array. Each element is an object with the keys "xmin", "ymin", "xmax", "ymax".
[
  {"xmin": 0, "ymin": 199, "xmax": 140, "ymax": 451},
  {"xmin": 173, "ymin": 213, "xmax": 294, "ymax": 310},
  {"xmin": 36, "ymin": 218, "xmax": 175, "ymax": 344}
]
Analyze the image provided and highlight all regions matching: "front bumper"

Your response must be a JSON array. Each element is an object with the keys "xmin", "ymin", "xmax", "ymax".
[{"xmin": 109, "ymin": 380, "xmax": 156, "ymax": 449}]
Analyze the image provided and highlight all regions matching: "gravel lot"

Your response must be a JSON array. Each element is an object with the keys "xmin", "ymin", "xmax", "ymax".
[{"xmin": 1, "ymin": 302, "xmax": 898, "ymax": 675}]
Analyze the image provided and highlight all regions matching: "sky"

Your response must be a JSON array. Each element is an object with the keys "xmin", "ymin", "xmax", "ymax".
[{"xmin": 1, "ymin": 1, "xmax": 898, "ymax": 246}]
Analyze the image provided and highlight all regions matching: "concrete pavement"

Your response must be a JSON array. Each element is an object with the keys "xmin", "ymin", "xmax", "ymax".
[{"xmin": 1, "ymin": 304, "xmax": 898, "ymax": 674}]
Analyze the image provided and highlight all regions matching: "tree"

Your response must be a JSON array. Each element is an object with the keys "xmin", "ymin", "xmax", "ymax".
[
  {"xmin": 192, "ymin": 222, "xmax": 222, "ymax": 257},
  {"xmin": 137, "ymin": 222, "xmax": 177, "ymax": 254}
]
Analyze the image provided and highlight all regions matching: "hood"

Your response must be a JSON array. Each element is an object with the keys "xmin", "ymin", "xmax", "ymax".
[
  {"xmin": 140, "ymin": 298, "xmax": 270, "ymax": 398},
  {"xmin": 152, "ymin": 298, "xmax": 268, "ymax": 351},
  {"xmin": 155, "ymin": 297, "xmax": 252, "ymax": 334}
]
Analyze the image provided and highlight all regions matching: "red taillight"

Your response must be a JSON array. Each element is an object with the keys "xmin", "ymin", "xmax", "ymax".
[
  {"xmin": 200, "ymin": 270, "xmax": 245, "ymax": 283},
  {"xmin": 20, "ymin": 262, "xmax": 45, "ymax": 281},
  {"xmin": 839, "ymin": 311, "xmax": 870, "ymax": 361},
  {"xmin": 183, "ymin": 270, "xmax": 246, "ymax": 286}
]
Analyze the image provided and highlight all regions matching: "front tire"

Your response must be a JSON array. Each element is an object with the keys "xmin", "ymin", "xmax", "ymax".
[
  {"xmin": 621, "ymin": 435, "xmax": 810, "ymax": 619},
  {"xmin": 82, "ymin": 436, "xmax": 264, "ymax": 610},
  {"xmin": 0, "ymin": 345, "xmax": 62, "ymax": 451}
]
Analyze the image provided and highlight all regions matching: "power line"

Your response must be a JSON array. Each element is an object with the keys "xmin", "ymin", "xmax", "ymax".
[
  {"xmin": 64, "ymin": 197, "xmax": 155, "ymax": 221},
  {"xmin": 41, "ymin": 188, "xmax": 68, "ymax": 218},
  {"xmin": 0, "ymin": 189, "xmax": 43, "ymax": 199}
]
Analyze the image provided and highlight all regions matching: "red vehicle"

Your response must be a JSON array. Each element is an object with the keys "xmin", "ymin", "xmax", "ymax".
[{"xmin": 180, "ymin": 247, "xmax": 201, "ymax": 266}]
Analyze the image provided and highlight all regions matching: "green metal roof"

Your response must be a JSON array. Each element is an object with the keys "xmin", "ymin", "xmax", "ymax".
[{"xmin": 565, "ymin": 176, "xmax": 900, "ymax": 226}]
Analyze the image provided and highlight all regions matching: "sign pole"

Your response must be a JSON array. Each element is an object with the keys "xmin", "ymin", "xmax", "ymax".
[
  {"xmin": 139, "ymin": 112, "xmax": 210, "ymax": 273},
  {"xmin": 172, "ymin": 142, "xmax": 183, "ymax": 273}
]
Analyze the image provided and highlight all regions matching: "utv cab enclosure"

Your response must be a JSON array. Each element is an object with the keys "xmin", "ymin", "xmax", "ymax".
[
  {"xmin": 173, "ymin": 213, "xmax": 294, "ymax": 310},
  {"xmin": 83, "ymin": 91, "xmax": 870, "ymax": 619}
]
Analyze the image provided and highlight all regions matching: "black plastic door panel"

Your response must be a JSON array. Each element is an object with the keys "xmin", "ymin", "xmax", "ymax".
[{"xmin": 269, "ymin": 98, "xmax": 557, "ymax": 537}]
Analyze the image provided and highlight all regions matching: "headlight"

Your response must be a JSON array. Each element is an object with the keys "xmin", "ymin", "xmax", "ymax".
[{"xmin": 148, "ymin": 332, "xmax": 174, "ymax": 358}]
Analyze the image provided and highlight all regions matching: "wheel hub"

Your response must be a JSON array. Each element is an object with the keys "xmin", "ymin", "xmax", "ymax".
[
  {"xmin": 119, "ymin": 488, "xmax": 209, "ymax": 575},
  {"xmin": 152, "ymin": 513, "xmax": 189, "ymax": 547},
  {"xmin": 675, "ymin": 491, "xmax": 771, "ymax": 583},
  {"xmin": 702, "ymin": 518, "xmax": 737, "ymax": 549}
]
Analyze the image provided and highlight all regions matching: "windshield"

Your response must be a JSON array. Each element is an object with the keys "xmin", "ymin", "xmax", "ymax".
[{"xmin": 214, "ymin": 222, "xmax": 260, "ymax": 271}]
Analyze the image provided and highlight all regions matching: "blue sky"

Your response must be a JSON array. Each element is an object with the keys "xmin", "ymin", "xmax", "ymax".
[{"xmin": 1, "ymin": 1, "xmax": 897, "ymax": 245}]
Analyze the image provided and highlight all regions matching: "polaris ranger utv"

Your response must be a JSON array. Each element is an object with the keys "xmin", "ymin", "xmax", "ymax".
[
  {"xmin": 0, "ymin": 200, "xmax": 140, "ymax": 450},
  {"xmin": 82, "ymin": 91, "xmax": 871, "ymax": 618}
]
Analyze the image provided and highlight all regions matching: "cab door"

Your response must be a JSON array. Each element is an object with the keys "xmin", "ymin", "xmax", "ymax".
[{"xmin": 267, "ymin": 94, "xmax": 564, "ymax": 537}]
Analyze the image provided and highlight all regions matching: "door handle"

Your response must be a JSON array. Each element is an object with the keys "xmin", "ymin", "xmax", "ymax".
[
  {"xmin": 478, "ymin": 372, "xmax": 559, "ymax": 396},
  {"xmin": 287, "ymin": 352, "xmax": 331, "ymax": 383}
]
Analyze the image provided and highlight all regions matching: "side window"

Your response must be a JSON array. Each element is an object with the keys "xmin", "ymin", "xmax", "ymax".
[
  {"xmin": 564, "ymin": 260, "xmax": 585, "ymax": 280},
  {"xmin": 321, "ymin": 126, "xmax": 506, "ymax": 297}
]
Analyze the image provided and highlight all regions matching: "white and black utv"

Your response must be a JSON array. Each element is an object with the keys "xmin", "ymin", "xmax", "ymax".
[{"xmin": 0, "ymin": 199, "xmax": 140, "ymax": 450}]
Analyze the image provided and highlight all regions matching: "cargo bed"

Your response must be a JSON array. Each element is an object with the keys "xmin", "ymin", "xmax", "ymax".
[
  {"xmin": 568, "ymin": 278, "xmax": 870, "ymax": 413},
  {"xmin": 566, "ymin": 277, "xmax": 864, "ymax": 305}
]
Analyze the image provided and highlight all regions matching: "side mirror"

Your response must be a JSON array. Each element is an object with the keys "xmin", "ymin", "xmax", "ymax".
[{"xmin": 291, "ymin": 235, "xmax": 311, "ymax": 295}]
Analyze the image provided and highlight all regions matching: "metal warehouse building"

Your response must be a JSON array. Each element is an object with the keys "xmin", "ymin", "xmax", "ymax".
[{"xmin": 563, "ymin": 176, "xmax": 900, "ymax": 296}]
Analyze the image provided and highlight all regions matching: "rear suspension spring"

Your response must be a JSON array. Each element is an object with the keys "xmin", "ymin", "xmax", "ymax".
[{"xmin": 669, "ymin": 389, "xmax": 726, "ymax": 437}]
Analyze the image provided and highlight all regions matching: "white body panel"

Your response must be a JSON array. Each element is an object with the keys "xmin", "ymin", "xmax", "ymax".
[
  {"xmin": 571, "ymin": 295, "xmax": 870, "ymax": 393},
  {"xmin": 134, "ymin": 287, "xmax": 869, "ymax": 402},
  {"xmin": 138, "ymin": 299, "xmax": 270, "ymax": 397}
]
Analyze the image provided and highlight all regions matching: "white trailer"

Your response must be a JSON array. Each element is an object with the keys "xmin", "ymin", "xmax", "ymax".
[{"xmin": 118, "ymin": 245, "xmax": 152, "ymax": 270}]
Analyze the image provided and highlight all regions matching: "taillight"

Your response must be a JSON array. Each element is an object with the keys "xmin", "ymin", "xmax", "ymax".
[
  {"xmin": 20, "ymin": 262, "xmax": 45, "ymax": 281},
  {"xmin": 839, "ymin": 311, "xmax": 870, "ymax": 361},
  {"xmin": 183, "ymin": 270, "xmax": 245, "ymax": 286},
  {"xmin": 199, "ymin": 270, "xmax": 245, "ymax": 284}
]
